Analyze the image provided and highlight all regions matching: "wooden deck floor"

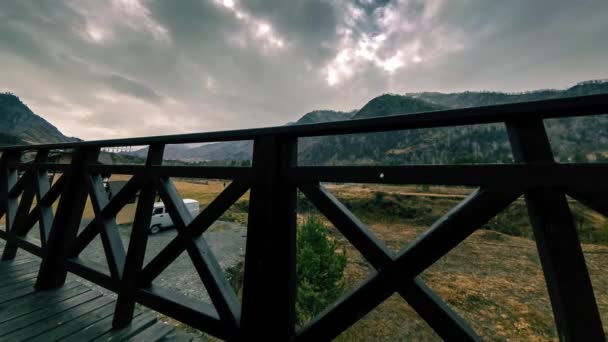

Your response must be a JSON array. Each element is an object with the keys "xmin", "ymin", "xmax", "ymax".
[{"xmin": 0, "ymin": 253, "xmax": 195, "ymax": 341}]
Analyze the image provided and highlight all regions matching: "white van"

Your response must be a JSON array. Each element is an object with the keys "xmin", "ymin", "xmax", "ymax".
[{"xmin": 149, "ymin": 199, "xmax": 200, "ymax": 234}]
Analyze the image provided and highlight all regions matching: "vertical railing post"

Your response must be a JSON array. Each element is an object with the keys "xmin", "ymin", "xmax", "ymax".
[
  {"xmin": 2, "ymin": 149, "xmax": 49, "ymax": 260},
  {"xmin": 0, "ymin": 151, "xmax": 20, "ymax": 238},
  {"xmin": 241, "ymin": 135, "xmax": 298, "ymax": 340},
  {"xmin": 35, "ymin": 147, "xmax": 100, "ymax": 290},
  {"xmin": 506, "ymin": 120, "xmax": 605, "ymax": 341},
  {"xmin": 113, "ymin": 144, "xmax": 164, "ymax": 329}
]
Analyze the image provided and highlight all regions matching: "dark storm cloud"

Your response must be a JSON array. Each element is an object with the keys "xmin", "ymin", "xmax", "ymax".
[
  {"xmin": 105, "ymin": 74, "xmax": 164, "ymax": 103},
  {"xmin": 0, "ymin": 0, "xmax": 607, "ymax": 140}
]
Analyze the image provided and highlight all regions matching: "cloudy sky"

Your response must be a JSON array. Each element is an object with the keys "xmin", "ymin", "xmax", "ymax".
[{"xmin": 1, "ymin": 0, "xmax": 607, "ymax": 140}]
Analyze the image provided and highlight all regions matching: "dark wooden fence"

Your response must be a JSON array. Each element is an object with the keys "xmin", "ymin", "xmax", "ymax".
[{"xmin": 0, "ymin": 94, "xmax": 607, "ymax": 341}]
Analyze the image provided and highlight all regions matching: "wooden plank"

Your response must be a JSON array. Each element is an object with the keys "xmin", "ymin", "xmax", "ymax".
[
  {"xmin": 0, "ymin": 265, "xmax": 65, "ymax": 288},
  {"xmin": 87, "ymin": 174, "xmax": 126, "ymax": 281},
  {"xmin": 0, "ymin": 283, "xmax": 86, "ymax": 323},
  {"xmin": 0, "ymin": 152, "xmax": 20, "ymax": 221},
  {"xmin": 507, "ymin": 120, "xmax": 605, "ymax": 341},
  {"xmin": 68, "ymin": 175, "xmax": 141, "ymax": 259},
  {"xmin": 2, "ymin": 167, "xmax": 36, "ymax": 260},
  {"xmin": 159, "ymin": 332, "xmax": 194, "ymax": 342},
  {"xmin": 66, "ymin": 258, "xmax": 115, "ymax": 292},
  {"xmin": 0, "ymin": 250, "xmax": 37, "ymax": 265},
  {"xmin": 0, "ymin": 259, "xmax": 39, "ymax": 275},
  {"xmin": 2, "ymin": 162, "xmax": 19, "ymax": 235},
  {"xmin": 139, "ymin": 179, "xmax": 249, "ymax": 286},
  {"xmin": 113, "ymin": 144, "xmax": 163, "ymax": 328},
  {"xmin": 127, "ymin": 322, "xmax": 174, "ymax": 342},
  {"xmin": 0, "ymin": 256, "xmax": 37, "ymax": 266},
  {"xmin": 12, "ymin": 175, "xmax": 65, "ymax": 244},
  {"xmin": 39, "ymin": 173, "xmax": 66, "ymax": 206},
  {"xmin": 0, "ymin": 271, "xmax": 38, "ymax": 288},
  {"xmin": 241, "ymin": 136, "xmax": 297, "ymax": 341},
  {"xmin": 296, "ymin": 188, "xmax": 519, "ymax": 341},
  {"xmin": 60, "ymin": 311, "xmax": 145, "ymax": 342},
  {"xmin": 299, "ymin": 183, "xmax": 479, "ymax": 341},
  {"xmin": 6, "ymin": 167, "xmax": 30, "ymax": 199},
  {"xmin": 0, "ymin": 295, "xmax": 114, "ymax": 340},
  {"xmin": 0, "ymin": 289, "xmax": 101, "ymax": 336},
  {"xmin": 4, "ymin": 162, "xmax": 68, "ymax": 173},
  {"xmin": 87, "ymin": 164, "xmax": 252, "ymax": 181},
  {"xmin": 0, "ymin": 266, "xmax": 39, "ymax": 282},
  {"xmin": 5, "ymin": 236, "xmax": 43, "ymax": 257},
  {"xmin": 291, "ymin": 164, "xmax": 608, "ymax": 191},
  {"xmin": 156, "ymin": 177, "xmax": 240, "ymax": 332},
  {"xmin": 93, "ymin": 312, "xmax": 157, "ymax": 341},
  {"xmin": 135, "ymin": 285, "xmax": 224, "ymax": 340},
  {"xmin": 36, "ymin": 148, "xmax": 100, "ymax": 290},
  {"xmin": 3, "ymin": 151, "xmax": 48, "ymax": 258},
  {"xmin": 28, "ymin": 302, "xmax": 116, "ymax": 342},
  {"xmin": 35, "ymin": 162, "xmax": 55, "ymax": 246},
  {"xmin": 567, "ymin": 190, "xmax": 608, "ymax": 218},
  {"xmin": 0, "ymin": 279, "xmax": 37, "ymax": 303},
  {"xmin": 0, "ymin": 276, "xmax": 35, "ymax": 293}
]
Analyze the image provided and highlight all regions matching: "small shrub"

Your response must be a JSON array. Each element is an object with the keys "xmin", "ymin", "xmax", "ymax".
[
  {"xmin": 296, "ymin": 216, "xmax": 347, "ymax": 324},
  {"xmin": 223, "ymin": 216, "xmax": 348, "ymax": 325}
]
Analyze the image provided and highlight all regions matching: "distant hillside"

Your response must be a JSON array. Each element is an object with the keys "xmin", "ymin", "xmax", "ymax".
[
  {"xmin": 132, "ymin": 109, "xmax": 355, "ymax": 161},
  {"xmin": 293, "ymin": 110, "xmax": 354, "ymax": 124},
  {"xmin": 0, "ymin": 132, "xmax": 27, "ymax": 147},
  {"xmin": 0, "ymin": 93, "xmax": 78, "ymax": 145},
  {"xmin": 353, "ymin": 94, "xmax": 444, "ymax": 119},
  {"xmin": 408, "ymin": 79, "xmax": 608, "ymax": 108},
  {"xmin": 130, "ymin": 79, "xmax": 608, "ymax": 165},
  {"xmin": 300, "ymin": 80, "xmax": 608, "ymax": 165}
]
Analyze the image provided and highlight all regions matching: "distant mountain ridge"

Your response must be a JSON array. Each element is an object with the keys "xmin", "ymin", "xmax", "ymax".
[
  {"xmin": 137, "ymin": 79, "xmax": 608, "ymax": 164},
  {"xmin": 3, "ymin": 79, "xmax": 607, "ymax": 164},
  {"xmin": 353, "ymin": 94, "xmax": 444, "ymax": 119},
  {"xmin": 131, "ymin": 109, "xmax": 357, "ymax": 161},
  {"xmin": 0, "ymin": 93, "xmax": 78, "ymax": 146}
]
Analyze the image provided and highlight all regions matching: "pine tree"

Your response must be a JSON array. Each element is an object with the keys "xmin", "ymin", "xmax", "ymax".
[{"xmin": 296, "ymin": 216, "xmax": 347, "ymax": 324}]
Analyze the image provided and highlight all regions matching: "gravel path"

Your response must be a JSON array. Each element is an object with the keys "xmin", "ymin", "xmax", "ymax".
[{"xmin": 77, "ymin": 220, "xmax": 247, "ymax": 304}]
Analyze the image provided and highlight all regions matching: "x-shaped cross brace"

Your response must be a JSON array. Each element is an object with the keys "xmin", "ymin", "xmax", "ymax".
[{"xmin": 297, "ymin": 183, "xmax": 520, "ymax": 341}]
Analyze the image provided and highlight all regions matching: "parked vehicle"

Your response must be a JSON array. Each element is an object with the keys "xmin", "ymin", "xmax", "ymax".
[{"xmin": 149, "ymin": 199, "xmax": 200, "ymax": 234}]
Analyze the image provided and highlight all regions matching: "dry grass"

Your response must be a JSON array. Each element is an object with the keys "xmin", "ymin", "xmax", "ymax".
[
  {"xmin": 332, "ymin": 223, "xmax": 608, "ymax": 341},
  {"xmin": 326, "ymin": 183, "xmax": 474, "ymax": 198}
]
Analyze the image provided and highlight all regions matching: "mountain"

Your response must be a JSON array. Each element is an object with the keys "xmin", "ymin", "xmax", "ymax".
[
  {"xmin": 408, "ymin": 79, "xmax": 608, "ymax": 108},
  {"xmin": 132, "ymin": 79, "xmax": 608, "ymax": 165},
  {"xmin": 133, "ymin": 109, "xmax": 356, "ymax": 161},
  {"xmin": 299, "ymin": 80, "xmax": 608, "ymax": 165},
  {"xmin": 293, "ymin": 110, "xmax": 354, "ymax": 124},
  {"xmin": 0, "ymin": 93, "xmax": 78, "ymax": 145},
  {"xmin": 0, "ymin": 132, "xmax": 27, "ymax": 147},
  {"xmin": 353, "ymin": 94, "xmax": 444, "ymax": 119}
]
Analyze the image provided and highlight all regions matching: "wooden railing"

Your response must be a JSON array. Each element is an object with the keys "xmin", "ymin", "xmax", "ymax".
[{"xmin": 0, "ymin": 94, "xmax": 607, "ymax": 341}]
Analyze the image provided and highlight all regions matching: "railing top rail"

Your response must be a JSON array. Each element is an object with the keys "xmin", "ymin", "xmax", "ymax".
[{"xmin": 1, "ymin": 94, "xmax": 607, "ymax": 152}]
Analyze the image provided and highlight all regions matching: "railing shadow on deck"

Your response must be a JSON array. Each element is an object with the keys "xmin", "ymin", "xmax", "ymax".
[{"xmin": 0, "ymin": 94, "xmax": 607, "ymax": 341}]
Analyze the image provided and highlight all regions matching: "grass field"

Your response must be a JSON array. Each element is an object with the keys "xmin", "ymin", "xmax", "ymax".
[{"xmin": 332, "ymin": 224, "xmax": 607, "ymax": 341}]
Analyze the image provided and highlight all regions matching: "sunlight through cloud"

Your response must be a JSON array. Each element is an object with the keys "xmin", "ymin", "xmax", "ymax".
[
  {"xmin": 323, "ymin": 0, "xmax": 460, "ymax": 86},
  {"xmin": 212, "ymin": 0, "xmax": 286, "ymax": 50},
  {"xmin": 70, "ymin": 0, "xmax": 169, "ymax": 43}
]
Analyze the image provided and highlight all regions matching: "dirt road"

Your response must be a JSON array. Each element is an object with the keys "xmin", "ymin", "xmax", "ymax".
[{"xmin": 77, "ymin": 220, "xmax": 247, "ymax": 303}]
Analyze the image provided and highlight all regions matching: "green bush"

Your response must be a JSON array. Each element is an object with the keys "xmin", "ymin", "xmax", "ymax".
[
  {"xmin": 223, "ymin": 215, "xmax": 348, "ymax": 325},
  {"xmin": 296, "ymin": 216, "xmax": 347, "ymax": 324}
]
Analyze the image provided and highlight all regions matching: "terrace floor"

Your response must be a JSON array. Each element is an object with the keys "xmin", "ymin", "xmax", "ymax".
[{"xmin": 0, "ymin": 251, "xmax": 194, "ymax": 341}]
